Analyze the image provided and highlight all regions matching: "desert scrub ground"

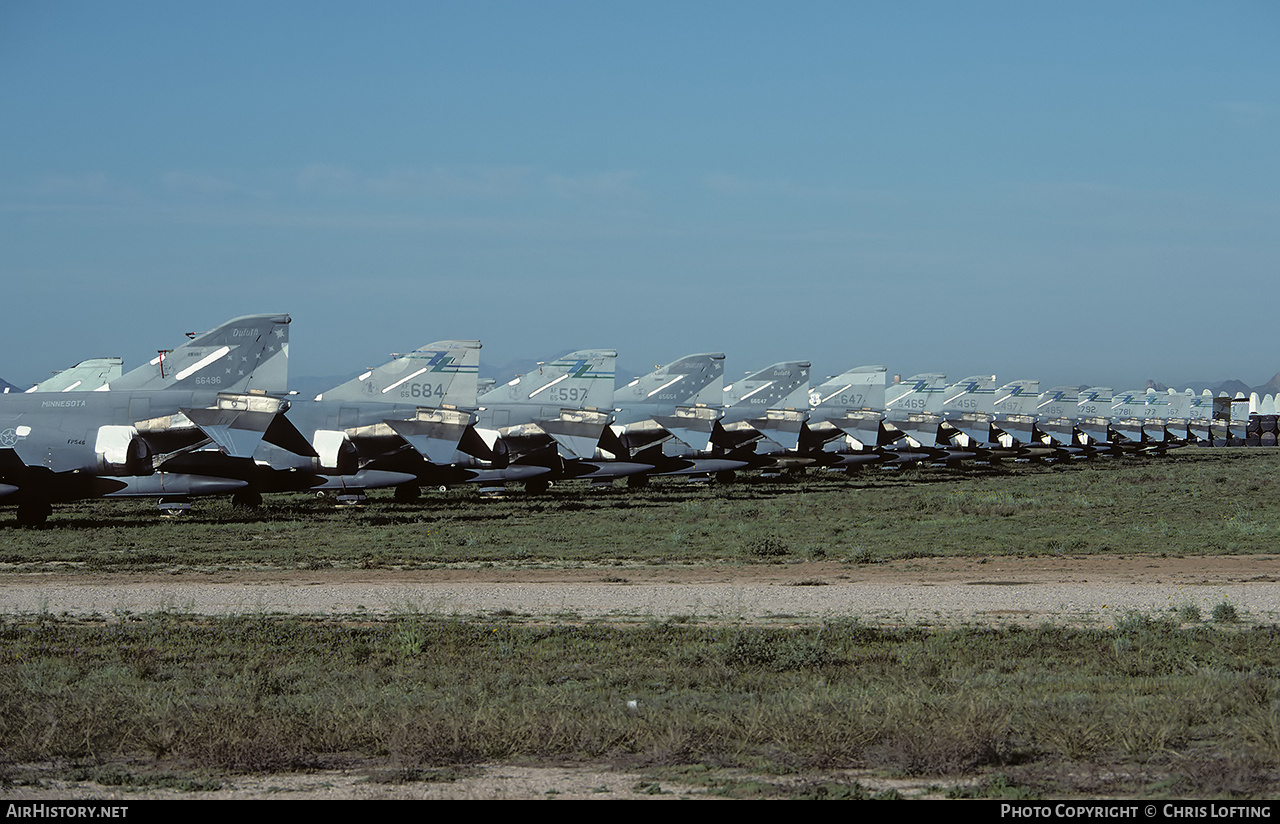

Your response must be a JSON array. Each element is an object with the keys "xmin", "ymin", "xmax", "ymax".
[{"xmin": 3, "ymin": 614, "xmax": 1280, "ymax": 798}]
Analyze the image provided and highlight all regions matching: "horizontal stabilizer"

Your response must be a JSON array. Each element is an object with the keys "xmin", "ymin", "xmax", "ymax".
[
  {"xmin": 181, "ymin": 394, "xmax": 295, "ymax": 459},
  {"xmin": 539, "ymin": 409, "xmax": 612, "ymax": 460},
  {"xmin": 263, "ymin": 413, "xmax": 319, "ymax": 458},
  {"xmin": 948, "ymin": 414, "xmax": 993, "ymax": 444},
  {"xmin": 748, "ymin": 409, "xmax": 808, "ymax": 452},
  {"xmin": 653, "ymin": 405, "xmax": 721, "ymax": 452},
  {"xmin": 822, "ymin": 410, "xmax": 885, "ymax": 445},
  {"xmin": 385, "ymin": 407, "xmax": 476, "ymax": 464},
  {"xmin": 182, "ymin": 407, "xmax": 278, "ymax": 458}
]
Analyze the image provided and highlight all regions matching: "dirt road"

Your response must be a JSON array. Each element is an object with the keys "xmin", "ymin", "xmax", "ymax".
[{"xmin": 4, "ymin": 554, "xmax": 1278, "ymax": 626}]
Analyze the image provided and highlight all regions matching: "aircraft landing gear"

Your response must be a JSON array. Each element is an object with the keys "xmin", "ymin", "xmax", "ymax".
[{"xmin": 158, "ymin": 497, "xmax": 192, "ymax": 516}]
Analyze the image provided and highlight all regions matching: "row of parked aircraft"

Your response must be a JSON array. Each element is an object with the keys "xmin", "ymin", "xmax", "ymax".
[{"xmin": 0, "ymin": 313, "xmax": 1261, "ymax": 525}]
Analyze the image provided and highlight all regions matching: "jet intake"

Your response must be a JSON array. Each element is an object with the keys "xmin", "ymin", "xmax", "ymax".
[
  {"xmin": 311, "ymin": 429, "xmax": 359, "ymax": 475},
  {"xmin": 94, "ymin": 425, "xmax": 153, "ymax": 475}
]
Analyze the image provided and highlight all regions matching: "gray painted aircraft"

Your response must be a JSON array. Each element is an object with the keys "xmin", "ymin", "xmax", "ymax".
[
  {"xmin": 801, "ymin": 365, "xmax": 891, "ymax": 467},
  {"xmin": 0, "ymin": 314, "xmax": 292, "ymax": 524},
  {"xmin": 1034, "ymin": 385, "xmax": 1085, "ymax": 452},
  {"xmin": 26, "ymin": 358, "xmax": 124, "ymax": 393},
  {"xmin": 878, "ymin": 373, "xmax": 952, "ymax": 463},
  {"xmin": 162, "ymin": 339, "xmax": 488, "ymax": 504},
  {"xmin": 713, "ymin": 360, "xmax": 811, "ymax": 470},
  {"xmin": 607, "ymin": 352, "xmax": 748, "ymax": 482},
  {"xmin": 453, "ymin": 349, "xmax": 639, "ymax": 491}
]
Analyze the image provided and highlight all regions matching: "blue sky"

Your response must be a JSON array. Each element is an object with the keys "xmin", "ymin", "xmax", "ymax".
[{"xmin": 2, "ymin": 1, "xmax": 1277, "ymax": 392}]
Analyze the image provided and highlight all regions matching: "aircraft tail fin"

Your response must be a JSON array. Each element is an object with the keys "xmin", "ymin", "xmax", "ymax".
[
  {"xmin": 480, "ymin": 349, "xmax": 617, "ymax": 412},
  {"xmin": 477, "ymin": 349, "xmax": 617, "ymax": 459},
  {"xmin": 809, "ymin": 365, "xmax": 887, "ymax": 414},
  {"xmin": 1037, "ymin": 385, "xmax": 1081, "ymax": 418},
  {"xmin": 27, "ymin": 358, "xmax": 123, "ymax": 393},
  {"xmin": 107, "ymin": 314, "xmax": 291, "ymax": 394},
  {"xmin": 617, "ymin": 353, "xmax": 724, "ymax": 410},
  {"xmin": 992, "ymin": 380, "xmax": 1041, "ymax": 416},
  {"xmin": 940, "ymin": 375, "xmax": 996, "ymax": 415},
  {"xmin": 317, "ymin": 340, "xmax": 482, "ymax": 408},
  {"xmin": 885, "ymin": 373, "xmax": 948, "ymax": 415},
  {"xmin": 724, "ymin": 361, "xmax": 811, "ymax": 411}
]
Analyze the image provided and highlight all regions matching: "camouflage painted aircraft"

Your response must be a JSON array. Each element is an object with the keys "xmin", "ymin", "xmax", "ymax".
[{"xmin": 0, "ymin": 314, "xmax": 292, "ymax": 524}]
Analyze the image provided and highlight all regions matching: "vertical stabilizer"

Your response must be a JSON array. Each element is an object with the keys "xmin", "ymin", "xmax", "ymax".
[
  {"xmin": 616, "ymin": 353, "xmax": 725, "ymax": 419},
  {"xmin": 809, "ymin": 365, "xmax": 887, "ymax": 415},
  {"xmin": 27, "ymin": 358, "xmax": 123, "ymax": 393},
  {"xmin": 107, "ymin": 314, "xmax": 291, "ymax": 394},
  {"xmin": 317, "ymin": 340, "xmax": 482, "ymax": 408}
]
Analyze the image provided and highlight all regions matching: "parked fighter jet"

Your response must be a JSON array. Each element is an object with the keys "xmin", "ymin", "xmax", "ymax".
[
  {"xmin": 1034, "ymin": 386, "xmax": 1084, "ymax": 452},
  {"xmin": 713, "ymin": 361, "xmax": 811, "ymax": 471},
  {"xmin": 0, "ymin": 314, "xmax": 291, "ymax": 524},
  {"xmin": 878, "ymin": 373, "xmax": 952, "ymax": 463},
  {"xmin": 162, "ymin": 340, "xmax": 486, "ymax": 504},
  {"xmin": 802, "ymin": 365, "xmax": 890, "ymax": 467},
  {"xmin": 455, "ymin": 349, "xmax": 630, "ymax": 491},
  {"xmin": 1074, "ymin": 387, "xmax": 1118, "ymax": 452},
  {"xmin": 608, "ymin": 352, "xmax": 746, "ymax": 482}
]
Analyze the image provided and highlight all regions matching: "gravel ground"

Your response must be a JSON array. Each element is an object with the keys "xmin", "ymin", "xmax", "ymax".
[{"xmin": 3, "ymin": 555, "xmax": 1278, "ymax": 626}]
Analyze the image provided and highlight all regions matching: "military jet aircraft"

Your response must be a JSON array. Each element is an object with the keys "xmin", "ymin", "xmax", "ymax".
[
  {"xmin": 454, "ymin": 349, "xmax": 638, "ymax": 492},
  {"xmin": 0, "ymin": 313, "xmax": 291, "ymax": 524},
  {"xmin": 940, "ymin": 378, "xmax": 1055, "ymax": 461},
  {"xmin": 801, "ymin": 365, "xmax": 892, "ymax": 467},
  {"xmin": 711, "ymin": 360, "xmax": 811, "ymax": 473},
  {"xmin": 607, "ymin": 353, "xmax": 749, "ymax": 483},
  {"xmin": 877, "ymin": 373, "xmax": 953, "ymax": 464},
  {"xmin": 156, "ymin": 339, "xmax": 487, "ymax": 505}
]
